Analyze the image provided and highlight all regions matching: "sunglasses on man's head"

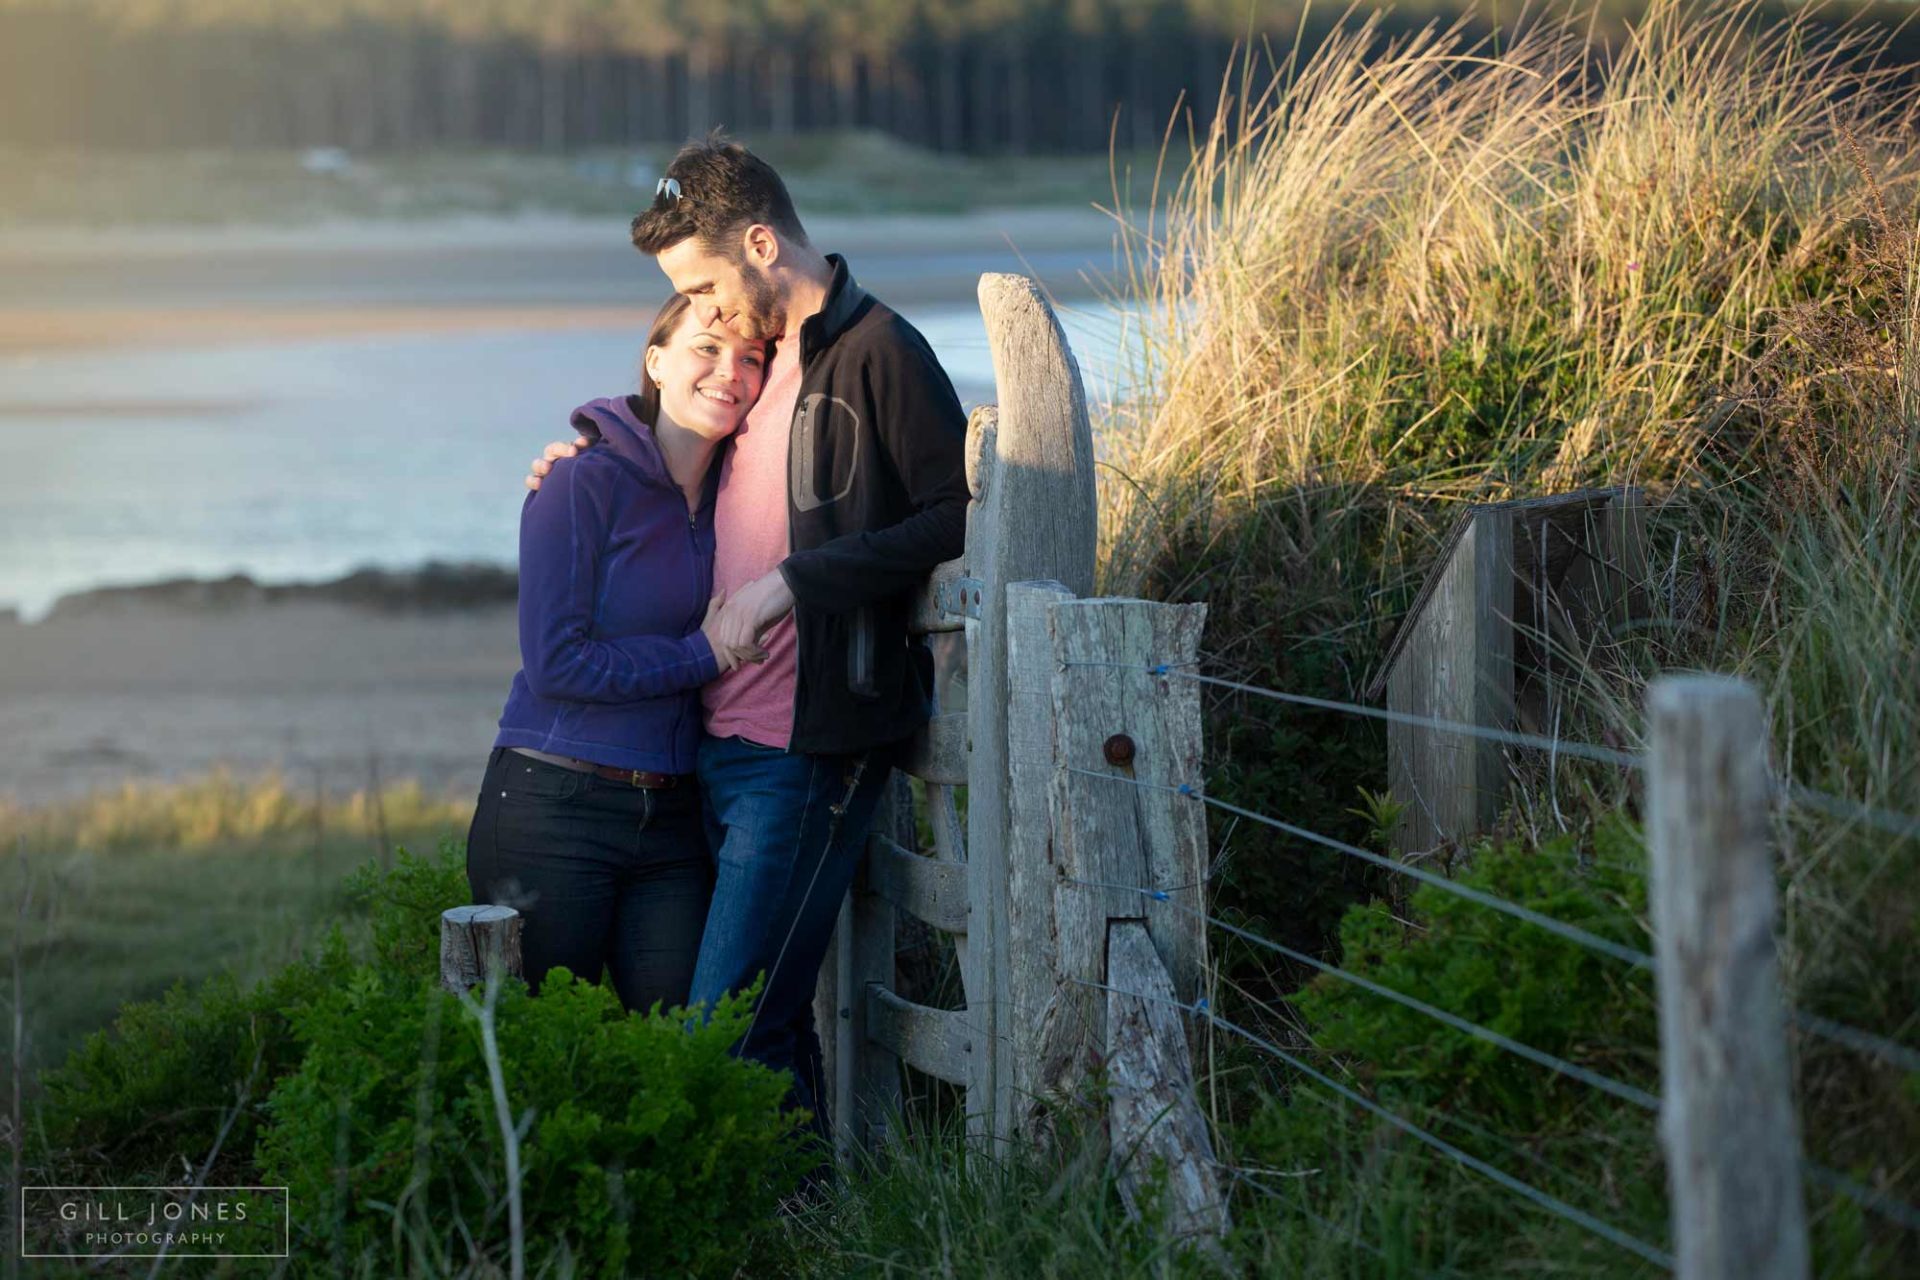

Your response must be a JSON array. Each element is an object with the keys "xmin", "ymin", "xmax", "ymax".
[{"xmin": 656, "ymin": 177, "xmax": 686, "ymax": 203}]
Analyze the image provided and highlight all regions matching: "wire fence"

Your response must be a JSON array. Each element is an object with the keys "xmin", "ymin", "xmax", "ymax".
[
  {"xmin": 1054, "ymin": 655, "xmax": 1920, "ymax": 1246},
  {"xmin": 1074, "ymin": 974, "xmax": 1677, "ymax": 1269}
]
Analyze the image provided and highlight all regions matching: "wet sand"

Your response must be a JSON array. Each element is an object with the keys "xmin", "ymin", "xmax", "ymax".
[{"xmin": 0, "ymin": 602, "xmax": 521, "ymax": 804}]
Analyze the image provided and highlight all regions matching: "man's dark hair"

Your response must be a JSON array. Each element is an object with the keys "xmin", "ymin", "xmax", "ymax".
[{"xmin": 631, "ymin": 131, "xmax": 808, "ymax": 258}]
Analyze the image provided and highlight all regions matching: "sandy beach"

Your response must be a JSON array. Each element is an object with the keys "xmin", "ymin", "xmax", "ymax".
[{"xmin": 0, "ymin": 598, "xmax": 521, "ymax": 804}]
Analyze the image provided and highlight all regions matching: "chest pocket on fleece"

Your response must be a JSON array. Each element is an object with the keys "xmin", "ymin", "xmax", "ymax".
[{"xmin": 790, "ymin": 393, "xmax": 862, "ymax": 513}]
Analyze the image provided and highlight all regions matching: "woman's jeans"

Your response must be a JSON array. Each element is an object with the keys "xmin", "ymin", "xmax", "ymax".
[
  {"xmin": 688, "ymin": 733, "xmax": 897, "ymax": 1140},
  {"xmin": 465, "ymin": 747, "xmax": 711, "ymax": 1014}
]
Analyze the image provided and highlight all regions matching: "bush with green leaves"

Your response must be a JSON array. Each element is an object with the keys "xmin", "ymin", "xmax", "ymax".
[
  {"xmin": 258, "ymin": 968, "xmax": 807, "ymax": 1278},
  {"xmin": 36, "ymin": 841, "xmax": 809, "ymax": 1276},
  {"xmin": 34, "ymin": 910, "xmax": 353, "ymax": 1168}
]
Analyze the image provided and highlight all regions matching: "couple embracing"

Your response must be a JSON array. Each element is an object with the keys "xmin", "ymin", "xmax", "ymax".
[{"xmin": 463, "ymin": 134, "xmax": 967, "ymax": 1143}]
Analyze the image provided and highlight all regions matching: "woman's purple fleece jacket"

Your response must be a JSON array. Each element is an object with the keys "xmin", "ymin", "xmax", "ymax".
[{"xmin": 491, "ymin": 395, "xmax": 719, "ymax": 774}]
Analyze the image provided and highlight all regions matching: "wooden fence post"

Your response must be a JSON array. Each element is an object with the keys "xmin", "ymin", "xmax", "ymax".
[
  {"xmin": 1004, "ymin": 579, "xmax": 1078, "ymax": 1130},
  {"xmin": 1030, "ymin": 595, "xmax": 1227, "ymax": 1242},
  {"xmin": 963, "ymin": 272, "xmax": 1099, "ymax": 1141},
  {"xmin": 1647, "ymin": 675, "xmax": 1808, "ymax": 1280},
  {"xmin": 439, "ymin": 905, "xmax": 522, "ymax": 993}
]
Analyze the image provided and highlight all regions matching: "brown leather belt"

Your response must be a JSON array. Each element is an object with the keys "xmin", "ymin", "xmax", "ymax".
[{"xmin": 509, "ymin": 747, "xmax": 686, "ymax": 790}]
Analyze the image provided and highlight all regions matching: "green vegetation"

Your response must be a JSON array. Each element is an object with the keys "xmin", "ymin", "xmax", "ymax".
[
  {"xmin": 7, "ymin": 1, "xmax": 1920, "ymax": 1274},
  {"xmin": 24, "ymin": 845, "xmax": 807, "ymax": 1278},
  {"xmin": 1, "ymin": 772, "xmax": 471, "ymax": 1075}
]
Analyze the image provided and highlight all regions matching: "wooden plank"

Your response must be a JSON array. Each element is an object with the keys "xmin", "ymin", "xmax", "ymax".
[
  {"xmin": 439, "ymin": 905, "xmax": 522, "ymax": 993},
  {"xmin": 848, "ymin": 774, "xmax": 907, "ymax": 1148},
  {"xmin": 1386, "ymin": 507, "xmax": 1515, "ymax": 855},
  {"xmin": 899, "ymin": 710, "xmax": 968, "ymax": 785},
  {"xmin": 908, "ymin": 556, "xmax": 968, "ymax": 635},
  {"xmin": 1005, "ymin": 580, "xmax": 1076, "ymax": 1136},
  {"xmin": 1647, "ymin": 677, "xmax": 1808, "ymax": 1280},
  {"xmin": 822, "ymin": 774, "xmax": 912, "ymax": 1157},
  {"xmin": 964, "ymin": 274, "xmax": 1099, "ymax": 1143},
  {"xmin": 867, "ymin": 833, "xmax": 969, "ymax": 934},
  {"xmin": 866, "ymin": 987, "xmax": 971, "ymax": 1087},
  {"xmin": 1105, "ymin": 921, "xmax": 1231, "ymax": 1249},
  {"xmin": 1036, "ymin": 597, "xmax": 1208, "ymax": 1114}
]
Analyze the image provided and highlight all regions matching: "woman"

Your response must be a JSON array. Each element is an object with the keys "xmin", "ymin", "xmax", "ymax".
[{"xmin": 466, "ymin": 293, "xmax": 767, "ymax": 1014}]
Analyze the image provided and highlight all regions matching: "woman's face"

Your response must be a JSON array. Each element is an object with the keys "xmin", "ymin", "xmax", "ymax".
[{"xmin": 645, "ymin": 312, "xmax": 767, "ymax": 441}]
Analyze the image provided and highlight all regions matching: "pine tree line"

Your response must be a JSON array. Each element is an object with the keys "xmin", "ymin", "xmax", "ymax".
[{"xmin": 0, "ymin": 2, "xmax": 1897, "ymax": 154}]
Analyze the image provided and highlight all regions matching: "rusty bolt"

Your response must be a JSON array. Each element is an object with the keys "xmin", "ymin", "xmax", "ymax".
[{"xmin": 1103, "ymin": 733, "xmax": 1136, "ymax": 767}]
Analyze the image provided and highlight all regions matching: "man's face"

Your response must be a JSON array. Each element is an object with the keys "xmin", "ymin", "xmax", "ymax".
[{"xmin": 655, "ymin": 235, "xmax": 787, "ymax": 343}]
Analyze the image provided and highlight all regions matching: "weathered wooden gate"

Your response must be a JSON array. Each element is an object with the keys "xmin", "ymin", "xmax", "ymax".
[{"xmin": 811, "ymin": 273, "xmax": 1228, "ymax": 1239}]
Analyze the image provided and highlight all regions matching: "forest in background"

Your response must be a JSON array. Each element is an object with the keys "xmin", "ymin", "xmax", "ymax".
[{"xmin": 1, "ymin": 1, "xmax": 1913, "ymax": 156}]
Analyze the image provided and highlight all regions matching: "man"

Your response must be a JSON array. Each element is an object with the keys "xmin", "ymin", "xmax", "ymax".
[{"xmin": 528, "ymin": 133, "xmax": 968, "ymax": 1139}]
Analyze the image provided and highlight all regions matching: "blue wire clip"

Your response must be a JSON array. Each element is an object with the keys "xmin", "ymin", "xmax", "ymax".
[
  {"xmin": 1150, "ymin": 663, "xmax": 1171, "ymax": 676},
  {"xmin": 1193, "ymin": 998, "xmax": 1210, "ymax": 1015},
  {"xmin": 1176, "ymin": 783, "xmax": 1196, "ymax": 798},
  {"xmin": 1149, "ymin": 889, "xmax": 1170, "ymax": 902}
]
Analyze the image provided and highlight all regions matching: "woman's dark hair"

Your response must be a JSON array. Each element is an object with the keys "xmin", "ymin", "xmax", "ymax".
[{"xmin": 633, "ymin": 292, "xmax": 694, "ymax": 427}]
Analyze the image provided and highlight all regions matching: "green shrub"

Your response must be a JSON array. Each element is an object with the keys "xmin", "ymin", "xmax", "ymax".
[
  {"xmin": 257, "ymin": 970, "xmax": 807, "ymax": 1278},
  {"xmin": 1227, "ymin": 823, "xmax": 1668, "ymax": 1277},
  {"xmin": 1293, "ymin": 822, "xmax": 1658, "ymax": 1134},
  {"xmin": 35, "ymin": 924, "xmax": 353, "ymax": 1167}
]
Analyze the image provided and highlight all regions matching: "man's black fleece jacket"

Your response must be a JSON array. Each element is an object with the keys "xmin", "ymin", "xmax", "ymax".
[{"xmin": 774, "ymin": 254, "xmax": 969, "ymax": 756}]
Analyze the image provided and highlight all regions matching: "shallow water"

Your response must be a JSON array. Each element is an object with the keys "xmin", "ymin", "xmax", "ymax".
[{"xmin": 0, "ymin": 300, "xmax": 1139, "ymax": 620}]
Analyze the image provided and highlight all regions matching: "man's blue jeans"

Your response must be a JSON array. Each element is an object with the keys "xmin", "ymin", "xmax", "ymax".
[{"xmin": 688, "ymin": 732, "xmax": 896, "ymax": 1138}]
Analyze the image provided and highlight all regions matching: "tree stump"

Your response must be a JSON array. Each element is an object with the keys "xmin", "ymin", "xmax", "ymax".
[{"xmin": 439, "ymin": 905, "xmax": 523, "ymax": 993}]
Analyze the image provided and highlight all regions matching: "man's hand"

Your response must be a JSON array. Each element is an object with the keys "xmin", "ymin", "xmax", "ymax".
[
  {"xmin": 699, "ymin": 591, "xmax": 767, "ymax": 673},
  {"xmin": 526, "ymin": 434, "xmax": 594, "ymax": 492},
  {"xmin": 712, "ymin": 569, "xmax": 795, "ymax": 655}
]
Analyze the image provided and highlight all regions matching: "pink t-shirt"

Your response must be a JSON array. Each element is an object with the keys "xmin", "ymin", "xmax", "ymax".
[{"xmin": 702, "ymin": 341, "xmax": 801, "ymax": 748}]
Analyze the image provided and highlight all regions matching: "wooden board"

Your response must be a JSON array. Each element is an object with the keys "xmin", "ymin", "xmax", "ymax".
[
  {"xmin": 867, "ymin": 833, "xmax": 969, "ymax": 935},
  {"xmin": 908, "ymin": 556, "xmax": 969, "ymax": 635},
  {"xmin": 1106, "ymin": 921, "xmax": 1231, "ymax": 1248},
  {"xmin": 867, "ymin": 987, "xmax": 971, "ymax": 1087},
  {"xmin": 1385, "ymin": 508, "xmax": 1515, "ymax": 855},
  {"xmin": 899, "ymin": 711, "xmax": 968, "ymax": 786},
  {"xmin": 963, "ymin": 273, "xmax": 1099, "ymax": 1142},
  {"xmin": 1033, "ymin": 597, "xmax": 1208, "ymax": 1115},
  {"xmin": 1005, "ymin": 580, "xmax": 1076, "ymax": 1136}
]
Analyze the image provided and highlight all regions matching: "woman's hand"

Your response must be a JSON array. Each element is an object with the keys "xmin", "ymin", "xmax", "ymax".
[
  {"xmin": 700, "ymin": 591, "xmax": 767, "ymax": 673},
  {"xmin": 526, "ymin": 434, "xmax": 594, "ymax": 492}
]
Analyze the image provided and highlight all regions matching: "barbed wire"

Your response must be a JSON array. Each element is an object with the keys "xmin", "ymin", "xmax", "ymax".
[
  {"xmin": 1070, "ymin": 975, "xmax": 1674, "ymax": 1270},
  {"xmin": 1067, "ymin": 875, "xmax": 1660, "ymax": 1112},
  {"xmin": 1061, "ymin": 766, "xmax": 1657, "ymax": 971}
]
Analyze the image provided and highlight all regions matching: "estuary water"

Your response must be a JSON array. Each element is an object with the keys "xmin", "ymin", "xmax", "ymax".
[{"xmin": 0, "ymin": 212, "xmax": 1144, "ymax": 619}]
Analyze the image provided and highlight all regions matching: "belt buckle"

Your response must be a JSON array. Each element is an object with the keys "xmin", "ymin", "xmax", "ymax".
[{"xmin": 628, "ymin": 769, "xmax": 646, "ymax": 789}]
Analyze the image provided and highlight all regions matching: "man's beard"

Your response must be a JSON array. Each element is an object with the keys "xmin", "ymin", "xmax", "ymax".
[{"xmin": 737, "ymin": 259, "xmax": 787, "ymax": 341}]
